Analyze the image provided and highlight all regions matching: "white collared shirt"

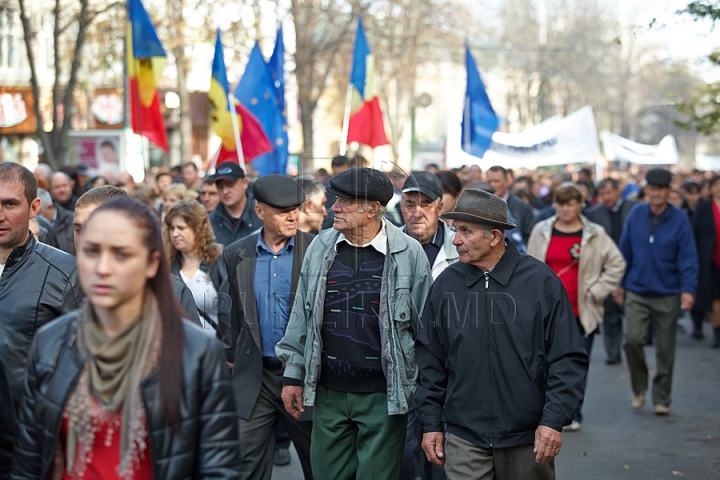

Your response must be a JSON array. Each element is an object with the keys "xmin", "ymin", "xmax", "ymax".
[{"xmin": 335, "ymin": 218, "xmax": 388, "ymax": 255}]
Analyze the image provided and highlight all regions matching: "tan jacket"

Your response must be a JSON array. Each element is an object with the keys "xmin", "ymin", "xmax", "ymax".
[{"xmin": 527, "ymin": 215, "xmax": 626, "ymax": 336}]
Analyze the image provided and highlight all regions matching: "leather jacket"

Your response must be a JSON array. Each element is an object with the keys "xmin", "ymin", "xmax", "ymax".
[
  {"xmin": 0, "ymin": 233, "xmax": 82, "ymax": 404},
  {"xmin": 51, "ymin": 203, "xmax": 76, "ymax": 256},
  {"xmin": 11, "ymin": 311, "xmax": 241, "ymax": 480}
]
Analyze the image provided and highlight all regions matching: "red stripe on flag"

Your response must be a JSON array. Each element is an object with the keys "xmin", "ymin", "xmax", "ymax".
[
  {"xmin": 129, "ymin": 77, "xmax": 168, "ymax": 152},
  {"xmin": 347, "ymin": 97, "xmax": 388, "ymax": 148}
]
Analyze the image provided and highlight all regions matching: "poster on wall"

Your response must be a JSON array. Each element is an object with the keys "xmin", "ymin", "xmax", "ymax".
[
  {"xmin": 0, "ymin": 87, "xmax": 37, "ymax": 135},
  {"xmin": 65, "ymin": 130, "xmax": 124, "ymax": 179}
]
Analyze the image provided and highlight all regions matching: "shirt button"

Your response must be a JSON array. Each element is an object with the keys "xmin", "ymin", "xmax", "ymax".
[
  {"xmin": 273, "ymin": 256, "xmax": 277, "ymax": 259},
  {"xmin": 273, "ymin": 273, "xmax": 277, "ymax": 277}
]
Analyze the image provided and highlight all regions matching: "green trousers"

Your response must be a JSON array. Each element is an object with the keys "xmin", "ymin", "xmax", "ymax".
[
  {"xmin": 311, "ymin": 385, "xmax": 407, "ymax": 480},
  {"xmin": 623, "ymin": 291, "xmax": 681, "ymax": 407}
]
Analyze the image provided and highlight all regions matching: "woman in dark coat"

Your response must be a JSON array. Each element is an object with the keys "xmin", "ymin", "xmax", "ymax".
[
  {"xmin": 11, "ymin": 197, "xmax": 240, "ymax": 479},
  {"xmin": 692, "ymin": 174, "xmax": 720, "ymax": 348}
]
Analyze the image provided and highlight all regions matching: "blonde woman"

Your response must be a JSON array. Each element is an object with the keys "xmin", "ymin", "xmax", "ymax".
[{"xmin": 160, "ymin": 183, "xmax": 196, "ymax": 219}]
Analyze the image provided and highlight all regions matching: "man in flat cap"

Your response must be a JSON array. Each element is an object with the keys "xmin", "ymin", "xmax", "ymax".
[
  {"xmin": 277, "ymin": 167, "xmax": 432, "ymax": 479},
  {"xmin": 210, "ymin": 161, "xmax": 261, "ymax": 246},
  {"xmin": 222, "ymin": 174, "xmax": 314, "ymax": 480},
  {"xmin": 615, "ymin": 168, "xmax": 698, "ymax": 415},
  {"xmin": 415, "ymin": 188, "xmax": 588, "ymax": 480}
]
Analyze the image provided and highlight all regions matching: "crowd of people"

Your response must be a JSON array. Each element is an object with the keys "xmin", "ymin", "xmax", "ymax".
[{"xmin": 0, "ymin": 153, "xmax": 716, "ymax": 480}]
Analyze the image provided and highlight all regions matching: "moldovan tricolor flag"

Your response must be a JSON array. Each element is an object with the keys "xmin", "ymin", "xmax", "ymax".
[
  {"xmin": 346, "ymin": 17, "xmax": 388, "ymax": 148},
  {"xmin": 209, "ymin": 29, "xmax": 272, "ymax": 165},
  {"xmin": 126, "ymin": 0, "xmax": 168, "ymax": 152}
]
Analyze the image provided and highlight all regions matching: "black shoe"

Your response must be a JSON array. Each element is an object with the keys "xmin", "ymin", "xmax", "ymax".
[
  {"xmin": 606, "ymin": 358, "xmax": 621, "ymax": 365},
  {"xmin": 274, "ymin": 447, "xmax": 291, "ymax": 466},
  {"xmin": 711, "ymin": 327, "xmax": 720, "ymax": 349}
]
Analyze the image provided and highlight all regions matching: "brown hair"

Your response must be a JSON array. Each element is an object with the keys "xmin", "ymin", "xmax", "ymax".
[
  {"xmin": 0, "ymin": 162, "xmax": 37, "ymax": 205},
  {"xmin": 163, "ymin": 199, "xmax": 222, "ymax": 265},
  {"xmin": 87, "ymin": 197, "xmax": 185, "ymax": 433},
  {"xmin": 553, "ymin": 184, "xmax": 583, "ymax": 205},
  {"xmin": 76, "ymin": 185, "xmax": 128, "ymax": 210}
]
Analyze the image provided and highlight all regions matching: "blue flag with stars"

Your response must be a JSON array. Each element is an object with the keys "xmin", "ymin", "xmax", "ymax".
[{"xmin": 235, "ymin": 37, "xmax": 287, "ymax": 175}]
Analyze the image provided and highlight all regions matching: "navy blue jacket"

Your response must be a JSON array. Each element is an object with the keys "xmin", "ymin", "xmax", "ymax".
[
  {"xmin": 209, "ymin": 194, "xmax": 261, "ymax": 247},
  {"xmin": 619, "ymin": 203, "xmax": 698, "ymax": 297}
]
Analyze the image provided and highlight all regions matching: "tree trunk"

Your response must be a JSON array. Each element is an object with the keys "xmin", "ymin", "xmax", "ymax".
[
  {"xmin": 299, "ymin": 97, "xmax": 314, "ymax": 170},
  {"xmin": 169, "ymin": 0, "xmax": 191, "ymax": 165}
]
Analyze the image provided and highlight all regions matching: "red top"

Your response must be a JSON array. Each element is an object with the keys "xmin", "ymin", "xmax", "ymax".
[
  {"xmin": 61, "ymin": 399, "xmax": 153, "ymax": 480},
  {"xmin": 546, "ymin": 229, "xmax": 582, "ymax": 317},
  {"xmin": 712, "ymin": 201, "xmax": 720, "ymax": 264}
]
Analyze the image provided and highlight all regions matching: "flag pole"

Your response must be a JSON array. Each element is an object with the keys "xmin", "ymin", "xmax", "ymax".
[
  {"xmin": 228, "ymin": 92, "xmax": 245, "ymax": 169},
  {"xmin": 339, "ymin": 86, "xmax": 353, "ymax": 155},
  {"xmin": 134, "ymin": 58, "xmax": 147, "ymax": 168},
  {"xmin": 463, "ymin": 95, "xmax": 471, "ymax": 154}
]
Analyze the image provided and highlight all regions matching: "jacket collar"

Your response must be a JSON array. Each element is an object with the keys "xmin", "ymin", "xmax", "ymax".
[
  {"xmin": 464, "ymin": 240, "xmax": 520, "ymax": 288},
  {"xmin": 537, "ymin": 214, "xmax": 599, "ymax": 246},
  {"xmin": 4, "ymin": 231, "xmax": 36, "ymax": 270},
  {"xmin": 318, "ymin": 219, "xmax": 410, "ymax": 255}
]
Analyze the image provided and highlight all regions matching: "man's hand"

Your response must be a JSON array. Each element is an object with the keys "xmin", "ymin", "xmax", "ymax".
[
  {"xmin": 681, "ymin": 292, "xmax": 695, "ymax": 311},
  {"xmin": 281, "ymin": 386, "xmax": 305, "ymax": 419},
  {"xmin": 533, "ymin": 426, "xmax": 562, "ymax": 464},
  {"xmin": 612, "ymin": 287, "xmax": 625, "ymax": 306},
  {"xmin": 421, "ymin": 432, "xmax": 445, "ymax": 465}
]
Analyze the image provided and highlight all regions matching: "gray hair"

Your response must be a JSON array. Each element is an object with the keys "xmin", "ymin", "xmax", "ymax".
[
  {"xmin": 476, "ymin": 222, "xmax": 506, "ymax": 241},
  {"xmin": 36, "ymin": 188, "xmax": 53, "ymax": 209},
  {"xmin": 359, "ymin": 199, "xmax": 387, "ymax": 220},
  {"xmin": 295, "ymin": 176, "xmax": 324, "ymax": 200}
]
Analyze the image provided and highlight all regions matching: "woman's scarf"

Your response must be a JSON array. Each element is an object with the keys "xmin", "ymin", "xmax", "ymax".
[{"xmin": 63, "ymin": 290, "xmax": 163, "ymax": 479}]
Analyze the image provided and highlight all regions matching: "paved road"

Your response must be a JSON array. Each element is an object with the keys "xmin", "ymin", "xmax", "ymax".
[{"xmin": 273, "ymin": 315, "xmax": 720, "ymax": 479}]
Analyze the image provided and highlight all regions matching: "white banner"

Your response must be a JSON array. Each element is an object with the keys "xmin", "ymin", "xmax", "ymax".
[
  {"xmin": 446, "ymin": 106, "xmax": 601, "ymax": 169},
  {"xmin": 601, "ymin": 132, "xmax": 679, "ymax": 165}
]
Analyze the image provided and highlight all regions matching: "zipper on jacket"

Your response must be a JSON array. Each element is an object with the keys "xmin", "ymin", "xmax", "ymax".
[{"xmin": 484, "ymin": 271, "xmax": 490, "ymax": 290}]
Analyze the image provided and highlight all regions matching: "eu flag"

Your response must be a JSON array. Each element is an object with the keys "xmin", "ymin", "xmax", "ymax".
[
  {"xmin": 235, "ymin": 40, "xmax": 287, "ymax": 175},
  {"xmin": 461, "ymin": 44, "xmax": 498, "ymax": 158}
]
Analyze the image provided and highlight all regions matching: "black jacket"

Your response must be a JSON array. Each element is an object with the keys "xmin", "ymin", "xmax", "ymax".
[
  {"xmin": 584, "ymin": 199, "xmax": 637, "ymax": 244},
  {"xmin": 34, "ymin": 216, "xmax": 58, "ymax": 248},
  {"xmin": 0, "ymin": 357, "xmax": 15, "ymax": 480},
  {"xmin": 11, "ymin": 311, "xmax": 240, "ymax": 480},
  {"xmin": 693, "ymin": 200, "xmax": 716, "ymax": 311},
  {"xmin": 0, "ymin": 234, "xmax": 82, "ymax": 404},
  {"xmin": 171, "ymin": 274, "xmax": 202, "ymax": 326},
  {"xmin": 51, "ymin": 203, "xmax": 76, "ymax": 256},
  {"xmin": 507, "ymin": 194, "xmax": 534, "ymax": 242},
  {"xmin": 415, "ymin": 242, "xmax": 588, "ymax": 449},
  {"xmin": 221, "ymin": 231, "xmax": 313, "ymax": 419},
  {"xmin": 171, "ymin": 256, "xmax": 226, "ymax": 332},
  {"xmin": 209, "ymin": 195, "xmax": 261, "ymax": 247}
]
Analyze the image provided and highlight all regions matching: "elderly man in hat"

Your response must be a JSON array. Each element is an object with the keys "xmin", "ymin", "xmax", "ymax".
[
  {"xmin": 222, "ymin": 174, "xmax": 315, "ymax": 480},
  {"xmin": 276, "ymin": 167, "xmax": 432, "ymax": 480},
  {"xmin": 615, "ymin": 168, "xmax": 698, "ymax": 416},
  {"xmin": 210, "ymin": 161, "xmax": 261, "ymax": 246},
  {"xmin": 415, "ymin": 188, "xmax": 588, "ymax": 480}
]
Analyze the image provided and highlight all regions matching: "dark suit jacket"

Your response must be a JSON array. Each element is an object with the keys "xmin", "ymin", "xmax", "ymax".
[
  {"xmin": 221, "ymin": 231, "xmax": 314, "ymax": 419},
  {"xmin": 584, "ymin": 199, "xmax": 637, "ymax": 243},
  {"xmin": 52, "ymin": 204, "xmax": 76, "ymax": 256},
  {"xmin": 693, "ymin": 200, "xmax": 716, "ymax": 311},
  {"xmin": 507, "ymin": 194, "xmax": 534, "ymax": 242}
]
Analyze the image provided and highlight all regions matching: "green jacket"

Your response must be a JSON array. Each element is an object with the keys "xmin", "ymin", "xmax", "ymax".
[{"xmin": 276, "ymin": 221, "xmax": 432, "ymax": 415}]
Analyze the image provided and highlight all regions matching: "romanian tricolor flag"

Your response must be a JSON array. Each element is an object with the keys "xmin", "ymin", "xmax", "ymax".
[
  {"xmin": 346, "ymin": 17, "xmax": 388, "ymax": 148},
  {"xmin": 208, "ymin": 29, "xmax": 272, "ymax": 166},
  {"xmin": 126, "ymin": 0, "xmax": 168, "ymax": 152}
]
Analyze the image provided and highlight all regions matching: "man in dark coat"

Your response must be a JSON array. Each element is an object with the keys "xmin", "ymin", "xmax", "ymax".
[
  {"xmin": 222, "ymin": 174, "xmax": 314, "ymax": 480},
  {"xmin": 415, "ymin": 188, "xmax": 588, "ymax": 480},
  {"xmin": 209, "ymin": 162, "xmax": 261, "ymax": 246},
  {"xmin": 585, "ymin": 178, "xmax": 637, "ymax": 364},
  {"xmin": 486, "ymin": 166, "xmax": 534, "ymax": 242}
]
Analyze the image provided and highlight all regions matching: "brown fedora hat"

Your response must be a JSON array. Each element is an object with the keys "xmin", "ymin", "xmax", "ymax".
[{"xmin": 441, "ymin": 188, "xmax": 516, "ymax": 230}]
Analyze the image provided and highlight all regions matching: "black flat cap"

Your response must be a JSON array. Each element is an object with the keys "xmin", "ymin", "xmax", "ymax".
[
  {"xmin": 646, "ymin": 168, "xmax": 672, "ymax": 187},
  {"xmin": 253, "ymin": 174, "xmax": 304, "ymax": 209},
  {"xmin": 402, "ymin": 171, "xmax": 443, "ymax": 201},
  {"xmin": 212, "ymin": 162, "xmax": 246, "ymax": 183},
  {"xmin": 326, "ymin": 167, "xmax": 394, "ymax": 206}
]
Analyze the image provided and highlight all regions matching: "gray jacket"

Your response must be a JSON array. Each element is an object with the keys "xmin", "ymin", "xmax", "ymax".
[{"xmin": 276, "ymin": 221, "xmax": 432, "ymax": 415}]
